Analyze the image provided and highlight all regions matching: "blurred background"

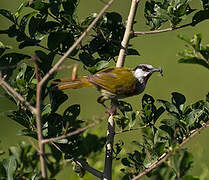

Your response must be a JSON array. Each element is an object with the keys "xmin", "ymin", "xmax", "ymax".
[{"xmin": 0, "ymin": 0, "xmax": 209, "ymax": 179}]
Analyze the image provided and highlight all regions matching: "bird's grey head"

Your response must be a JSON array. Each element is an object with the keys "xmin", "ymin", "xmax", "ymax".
[{"xmin": 132, "ymin": 64, "xmax": 163, "ymax": 83}]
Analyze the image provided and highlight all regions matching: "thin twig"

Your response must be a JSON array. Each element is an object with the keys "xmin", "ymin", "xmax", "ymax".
[
  {"xmin": 0, "ymin": 73, "xmax": 36, "ymax": 114},
  {"xmin": 131, "ymin": 122, "xmax": 209, "ymax": 180},
  {"xmin": 42, "ymin": 120, "xmax": 100, "ymax": 144},
  {"xmin": 116, "ymin": 0, "xmax": 141, "ymax": 68},
  {"xmin": 133, "ymin": 23, "xmax": 192, "ymax": 36}
]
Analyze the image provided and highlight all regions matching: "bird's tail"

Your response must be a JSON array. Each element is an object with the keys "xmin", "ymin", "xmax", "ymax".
[{"xmin": 51, "ymin": 77, "xmax": 93, "ymax": 90}]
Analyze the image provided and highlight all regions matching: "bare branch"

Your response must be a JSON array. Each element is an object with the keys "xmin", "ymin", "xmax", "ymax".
[
  {"xmin": 133, "ymin": 23, "xmax": 192, "ymax": 36},
  {"xmin": 36, "ymin": 84, "xmax": 47, "ymax": 178},
  {"xmin": 42, "ymin": 120, "xmax": 100, "ymax": 144},
  {"xmin": 39, "ymin": 0, "xmax": 115, "ymax": 88},
  {"xmin": 116, "ymin": 0, "xmax": 141, "ymax": 68},
  {"xmin": 0, "ymin": 73, "xmax": 36, "ymax": 114},
  {"xmin": 132, "ymin": 122, "xmax": 209, "ymax": 180}
]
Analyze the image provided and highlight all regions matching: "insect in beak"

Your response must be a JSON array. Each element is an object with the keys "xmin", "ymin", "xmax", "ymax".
[{"xmin": 152, "ymin": 67, "xmax": 163, "ymax": 76}]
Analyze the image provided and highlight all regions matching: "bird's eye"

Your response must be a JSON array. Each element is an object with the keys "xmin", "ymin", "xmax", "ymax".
[{"xmin": 141, "ymin": 66, "xmax": 148, "ymax": 71}]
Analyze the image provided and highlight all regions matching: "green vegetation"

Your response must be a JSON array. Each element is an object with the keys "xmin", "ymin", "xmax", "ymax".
[{"xmin": 0, "ymin": 0, "xmax": 208, "ymax": 180}]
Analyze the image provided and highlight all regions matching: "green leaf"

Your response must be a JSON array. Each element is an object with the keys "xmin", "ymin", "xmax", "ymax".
[
  {"xmin": 178, "ymin": 57, "xmax": 209, "ymax": 69},
  {"xmin": 185, "ymin": 109, "xmax": 203, "ymax": 127},
  {"xmin": 158, "ymin": 99, "xmax": 179, "ymax": 114},
  {"xmin": 0, "ymin": 41, "xmax": 12, "ymax": 56},
  {"xmin": 121, "ymin": 158, "xmax": 132, "ymax": 167},
  {"xmin": 154, "ymin": 142, "xmax": 166, "ymax": 156},
  {"xmin": 9, "ymin": 146, "xmax": 21, "ymax": 164},
  {"xmin": 50, "ymin": 90, "xmax": 68, "ymax": 113},
  {"xmin": 159, "ymin": 124, "xmax": 174, "ymax": 138},
  {"xmin": 182, "ymin": 175, "xmax": 199, "ymax": 180},
  {"xmin": 49, "ymin": 0, "xmax": 61, "ymax": 16},
  {"xmin": 118, "ymin": 101, "xmax": 133, "ymax": 115},
  {"xmin": 201, "ymin": 0, "xmax": 209, "ymax": 10},
  {"xmin": 63, "ymin": 104, "xmax": 80, "ymax": 120},
  {"xmin": 81, "ymin": 14, "xmax": 96, "ymax": 29},
  {"xmin": 115, "ymin": 116, "xmax": 129, "ymax": 130},
  {"xmin": 15, "ymin": 1, "xmax": 29, "ymax": 18},
  {"xmin": 62, "ymin": 0, "xmax": 78, "ymax": 15},
  {"xmin": 47, "ymin": 31, "xmax": 75, "ymax": 52},
  {"xmin": 41, "ymin": 104, "xmax": 51, "ymax": 116},
  {"xmin": 79, "ymin": 52, "xmax": 96, "ymax": 67},
  {"xmin": 172, "ymin": 92, "xmax": 186, "ymax": 112},
  {"xmin": 35, "ymin": 50, "xmax": 55, "ymax": 74},
  {"xmin": 126, "ymin": 48, "xmax": 140, "ymax": 56},
  {"xmin": 180, "ymin": 151, "xmax": 194, "ymax": 177},
  {"xmin": 29, "ymin": 0, "xmax": 49, "ymax": 13},
  {"xmin": 0, "ymin": 53, "xmax": 30, "ymax": 78},
  {"xmin": 192, "ymin": 10, "xmax": 209, "ymax": 26},
  {"xmin": 86, "ymin": 60, "xmax": 109, "ymax": 74},
  {"xmin": 19, "ymin": 11, "xmax": 37, "ymax": 33},
  {"xmin": 19, "ymin": 39, "xmax": 40, "ymax": 49},
  {"xmin": 0, "ymin": 9, "xmax": 15, "ymax": 23},
  {"xmin": 3, "ymin": 156, "xmax": 17, "ymax": 180},
  {"xmin": 154, "ymin": 106, "xmax": 165, "ymax": 123}
]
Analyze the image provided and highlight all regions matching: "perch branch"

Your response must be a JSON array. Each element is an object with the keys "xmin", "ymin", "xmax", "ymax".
[
  {"xmin": 0, "ymin": 72, "xmax": 36, "ymax": 114},
  {"xmin": 103, "ymin": 1, "xmax": 141, "ymax": 179},
  {"xmin": 116, "ymin": 0, "xmax": 141, "ymax": 68},
  {"xmin": 132, "ymin": 122, "xmax": 209, "ymax": 180}
]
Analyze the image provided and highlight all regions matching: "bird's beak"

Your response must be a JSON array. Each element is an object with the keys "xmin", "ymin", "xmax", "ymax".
[{"xmin": 151, "ymin": 67, "xmax": 163, "ymax": 76}]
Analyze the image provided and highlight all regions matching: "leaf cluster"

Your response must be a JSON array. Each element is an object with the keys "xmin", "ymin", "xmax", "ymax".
[
  {"xmin": 118, "ymin": 92, "xmax": 209, "ymax": 180},
  {"xmin": 144, "ymin": 0, "xmax": 209, "ymax": 30},
  {"xmin": 0, "ymin": 141, "xmax": 41, "ymax": 180},
  {"xmin": 178, "ymin": 33, "xmax": 209, "ymax": 69}
]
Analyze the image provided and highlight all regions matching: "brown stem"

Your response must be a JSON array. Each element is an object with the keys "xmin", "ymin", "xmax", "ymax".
[
  {"xmin": 42, "ymin": 120, "xmax": 99, "ymax": 144},
  {"xmin": 133, "ymin": 23, "xmax": 192, "ymax": 36}
]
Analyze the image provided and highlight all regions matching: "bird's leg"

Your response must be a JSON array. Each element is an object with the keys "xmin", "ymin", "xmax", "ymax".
[{"xmin": 97, "ymin": 96, "xmax": 116, "ymax": 116}]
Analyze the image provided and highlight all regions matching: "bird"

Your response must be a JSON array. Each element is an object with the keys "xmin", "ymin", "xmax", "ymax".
[{"xmin": 51, "ymin": 64, "xmax": 162, "ymax": 114}]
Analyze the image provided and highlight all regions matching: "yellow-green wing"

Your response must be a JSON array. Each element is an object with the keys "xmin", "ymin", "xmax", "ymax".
[{"xmin": 88, "ymin": 67, "xmax": 138, "ymax": 95}]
